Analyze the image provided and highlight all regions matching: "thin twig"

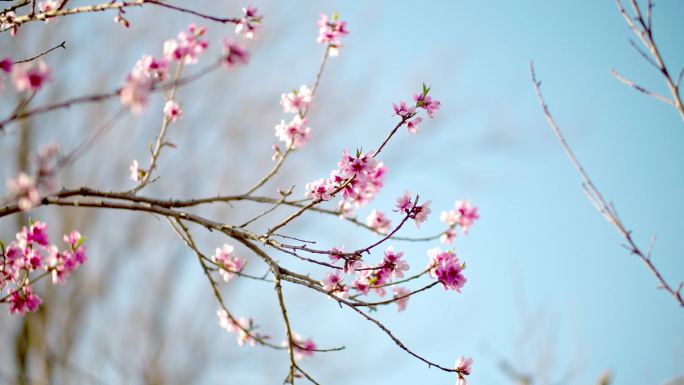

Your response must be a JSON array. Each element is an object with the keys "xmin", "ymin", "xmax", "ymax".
[
  {"xmin": 530, "ymin": 62, "xmax": 683, "ymax": 307},
  {"xmin": 14, "ymin": 41, "xmax": 66, "ymax": 63}
]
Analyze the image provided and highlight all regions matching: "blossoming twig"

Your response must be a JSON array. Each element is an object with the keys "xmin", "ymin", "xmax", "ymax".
[{"xmin": 0, "ymin": 60, "xmax": 221, "ymax": 132}]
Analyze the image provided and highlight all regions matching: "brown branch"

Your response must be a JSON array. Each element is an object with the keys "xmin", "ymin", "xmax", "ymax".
[
  {"xmin": 14, "ymin": 40, "xmax": 66, "ymax": 63},
  {"xmin": 530, "ymin": 62, "xmax": 683, "ymax": 307},
  {"xmin": 280, "ymin": 274, "xmax": 461, "ymax": 373},
  {"xmin": 2, "ymin": 0, "xmax": 239, "ymax": 30}
]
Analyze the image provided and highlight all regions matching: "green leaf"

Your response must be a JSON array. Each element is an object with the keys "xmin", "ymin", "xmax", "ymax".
[{"xmin": 74, "ymin": 235, "xmax": 86, "ymax": 249}]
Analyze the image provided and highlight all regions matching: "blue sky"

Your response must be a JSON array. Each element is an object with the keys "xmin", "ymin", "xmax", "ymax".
[{"xmin": 1, "ymin": 1, "xmax": 683, "ymax": 384}]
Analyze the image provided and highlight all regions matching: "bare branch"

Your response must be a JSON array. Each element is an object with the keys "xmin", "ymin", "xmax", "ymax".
[{"xmin": 530, "ymin": 62, "xmax": 684, "ymax": 307}]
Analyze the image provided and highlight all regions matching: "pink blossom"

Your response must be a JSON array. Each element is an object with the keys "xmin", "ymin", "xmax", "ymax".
[
  {"xmin": 235, "ymin": 5, "xmax": 262, "ymax": 39},
  {"xmin": 352, "ymin": 274, "xmax": 371, "ymax": 296},
  {"xmin": 394, "ymin": 191, "xmax": 414, "ymax": 214},
  {"xmin": 280, "ymin": 85, "xmax": 313, "ymax": 114},
  {"xmin": 283, "ymin": 333, "xmax": 316, "ymax": 361},
  {"xmin": 412, "ymin": 201, "xmax": 431, "ymax": 228},
  {"xmin": 7, "ymin": 172, "xmax": 40, "ymax": 211},
  {"xmin": 63, "ymin": 230, "xmax": 82, "ymax": 248},
  {"xmin": 120, "ymin": 72, "xmax": 151, "ymax": 114},
  {"xmin": 414, "ymin": 90, "xmax": 441, "ymax": 118},
  {"xmin": 12, "ymin": 61, "xmax": 51, "ymax": 92},
  {"xmin": 48, "ymin": 246, "xmax": 86, "ymax": 284},
  {"xmin": 392, "ymin": 100, "xmax": 415, "ymax": 118},
  {"xmin": 136, "ymin": 55, "xmax": 168, "ymax": 82},
  {"xmin": 34, "ymin": 143, "xmax": 60, "ymax": 190},
  {"xmin": 317, "ymin": 13, "xmax": 349, "ymax": 56},
  {"xmin": 221, "ymin": 39, "xmax": 249, "ymax": 68},
  {"xmin": 428, "ymin": 247, "xmax": 467, "ymax": 292},
  {"xmin": 321, "ymin": 270, "xmax": 347, "ymax": 297},
  {"xmin": 1, "ymin": 12, "xmax": 17, "ymax": 35},
  {"xmin": 338, "ymin": 150, "xmax": 377, "ymax": 179},
  {"xmin": 440, "ymin": 228, "xmax": 457, "ymax": 245},
  {"xmin": 333, "ymin": 152, "xmax": 385, "ymax": 207},
  {"xmin": 407, "ymin": 117, "xmax": 422, "ymax": 134},
  {"xmin": 163, "ymin": 100, "xmax": 183, "ymax": 122},
  {"xmin": 455, "ymin": 356, "xmax": 473, "ymax": 375},
  {"xmin": 366, "ymin": 209, "xmax": 391, "ymax": 234},
  {"xmin": 305, "ymin": 178, "xmax": 334, "ymax": 201},
  {"xmin": 8, "ymin": 286, "xmax": 42, "ymax": 315},
  {"xmin": 328, "ymin": 246, "xmax": 345, "ymax": 264},
  {"xmin": 24, "ymin": 221, "xmax": 49, "ymax": 246},
  {"xmin": 455, "ymin": 356, "xmax": 473, "ymax": 385},
  {"xmin": 392, "ymin": 287, "xmax": 410, "ymax": 312},
  {"xmin": 382, "ymin": 246, "xmax": 409, "ymax": 278},
  {"xmin": 337, "ymin": 200, "xmax": 355, "ymax": 218},
  {"xmin": 442, "ymin": 200, "xmax": 479, "ymax": 234},
  {"xmin": 217, "ymin": 310, "xmax": 256, "ymax": 347},
  {"xmin": 455, "ymin": 200, "xmax": 479, "ymax": 233},
  {"xmin": 211, "ymin": 244, "xmax": 245, "ymax": 283},
  {"xmin": 38, "ymin": 1, "xmax": 59, "ymax": 23},
  {"xmin": 0, "ymin": 57, "xmax": 12, "ymax": 73},
  {"xmin": 275, "ymin": 115, "xmax": 311, "ymax": 149},
  {"xmin": 163, "ymin": 24, "xmax": 209, "ymax": 64}
]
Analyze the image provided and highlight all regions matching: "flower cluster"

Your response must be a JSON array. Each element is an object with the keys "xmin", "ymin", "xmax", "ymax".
[
  {"xmin": 280, "ymin": 85, "xmax": 312, "ymax": 114},
  {"xmin": 1, "ymin": 220, "xmax": 87, "ymax": 315},
  {"xmin": 321, "ymin": 270, "xmax": 348, "ymax": 298},
  {"xmin": 217, "ymin": 309, "xmax": 259, "ymax": 347},
  {"xmin": 221, "ymin": 39, "xmax": 249, "ymax": 68},
  {"xmin": 394, "ymin": 191, "xmax": 432, "ymax": 228},
  {"xmin": 366, "ymin": 209, "xmax": 391, "ymax": 234},
  {"xmin": 305, "ymin": 149, "xmax": 387, "ymax": 216},
  {"xmin": 427, "ymin": 247, "xmax": 466, "ymax": 292},
  {"xmin": 235, "ymin": 5, "xmax": 262, "ymax": 39},
  {"xmin": 323, "ymin": 245, "xmax": 413, "ymax": 311},
  {"xmin": 6, "ymin": 144, "xmax": 61, "ymax": 211},
  {"xmin": 6, "ymin": 173, "xmax": 40, "ymax": 211},
  {"xmin": 275, "ymin": 115, "xmax": 311, "ymax": 150},
  {"xmin": 275, "ymin": 84, "xmax": 314, "ymax": 150},
  {"xmin": 121, "ymin": 23, "xmax": 242, "ymax": 114},
  {"xmin": 211, "ymin": 243, "xmax": 246, "ymax": 283},
  {"xmin": 121, "ymin": 27, "xmax": 189, "ymax": 114},
  {"xmin": 393, "ymin": 84, "xmax": 441, "ymax": 134},
  {"xmin": 0, "ymin": 60, "xmax": 52, "ymax": 93},
  {"xmin": 163, "ymin": 24, "xmax": 209, "ymax": 64},
  {"xmin": 317, "ymin": 13, "xmax": 349, "ymax": 56},
  {"xmin": 439, "ymin": 200, "xmax": 480, "ymax": 244}
]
